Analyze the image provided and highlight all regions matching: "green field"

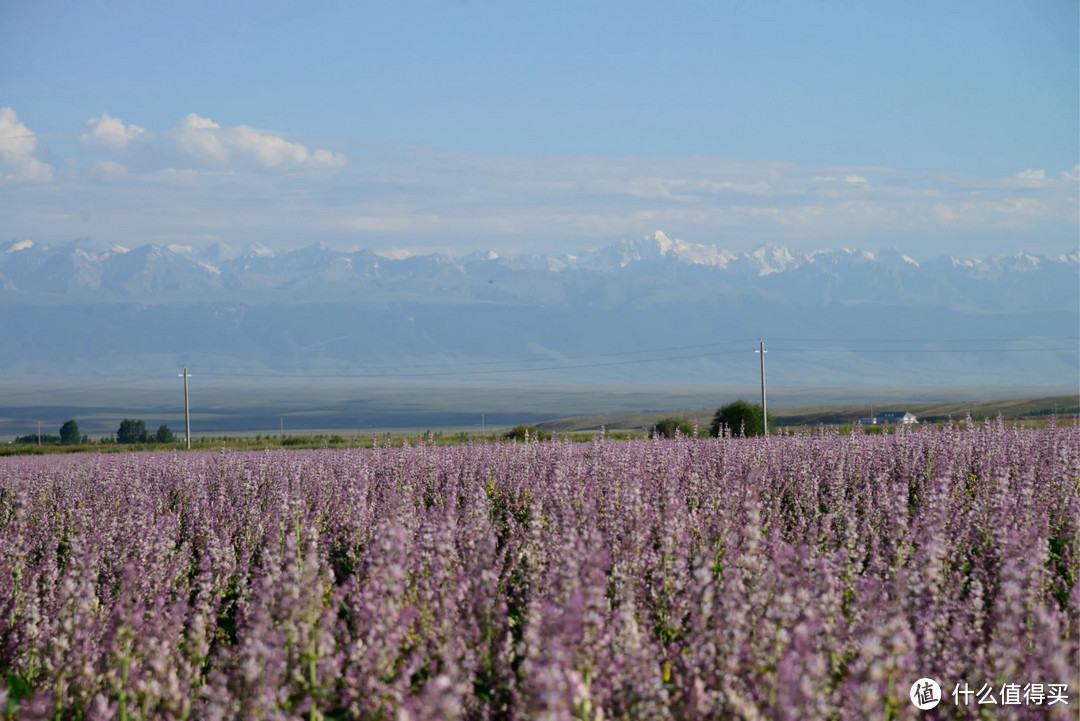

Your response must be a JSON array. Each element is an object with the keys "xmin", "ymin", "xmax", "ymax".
[
  {"xmin": 4, "ymin": 392, "xmax": 1076, "ymax": 455},
  {"xmin": 536, "ymin": 394, "xmax": 1080, "ymax": 433}
]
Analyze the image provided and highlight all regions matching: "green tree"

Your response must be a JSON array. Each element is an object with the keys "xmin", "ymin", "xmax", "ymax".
[
  {"xmin": 14, "ymin": 433, "xmax": 60, "ymax": 445},
  {"xmin": 503, "ymin": 425, "xmax": 551, "ymax": 442},
  {"xmin": 710, "ymin": 400, "xmax": 773, "ymax": 437},
  {"xmin": 117, "ymin": 419, "xmax": 148, "ymax": 444},
  {"xmin": 59, "ymin": 419, "xmax": 81, "ymax": 445},
  {"xmin": 653, "ymin": 417, "xmax": 694, "ymax": 438},
  {"xmin": 155, "ymin": 425, "xmax": 176, "ymax": 443}
]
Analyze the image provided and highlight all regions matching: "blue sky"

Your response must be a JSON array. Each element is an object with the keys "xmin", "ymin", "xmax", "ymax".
[{"xmin": 1, "ymin": 0, "xmax": 1077, "ymax": 258}]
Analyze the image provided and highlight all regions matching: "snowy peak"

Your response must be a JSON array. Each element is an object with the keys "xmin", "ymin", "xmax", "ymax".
[
  {"xmin": 247, "ymin": 242, "xmax": 275, "ymax": 258},
  {"xmin": 4, "ymin": 239, "xmax": 34, "ymax": 253},
  {"xmin": 747, "ymin": 245, "xmax": 799, "ymax": 276},
  {"xmin": 565, "ymin": 234, "xmax": 908, "ymax": 276},
  {"xmin": 873, "ymin": 248, "xmax": 921, "ymax": 269},
  {"xmin": 655, "ymin": 231, "xmax": 738, "ymax": 268},
  {"xmin": 571, "ymin": 232, "xmax": 676, "ymax": 270},
  {"xmin": 0, "ymin": 234, "xmax": 1075, "ymax": 311},
  {"xmin": 568, "ymin": 231, "xmax": 738, "ymax": 271},
  {"xmin": 199, "ymin": 242, "xmax": 241, "ymax": 263},
  {"xmin": 1001, "ymin": 252, "xmax": 1042, "ymax": 271}
]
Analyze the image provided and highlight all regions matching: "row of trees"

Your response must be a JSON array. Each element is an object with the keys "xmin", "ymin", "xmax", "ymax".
[
  {"xmin": 21, "ymin": 405, "xmax": 766, "ymax": 446},
  {"xmin": 655, "ymin": 399, "xmax": 772, "ymax": 438},
  {"xmin": 14, "ymin": 420, "xmax": 177, "ymax": 445},
  {"xmin": 13, "ymin": 420, "xmax": 87, "ymax": 445},
  {"xmin": 116, "ymin": 419, "xmax": 176, "ymax": 444}
]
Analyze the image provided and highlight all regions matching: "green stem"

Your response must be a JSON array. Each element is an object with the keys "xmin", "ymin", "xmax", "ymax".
[{"xmin": 118, "ymin": 648, "xmax": 129, "ymax": 721}]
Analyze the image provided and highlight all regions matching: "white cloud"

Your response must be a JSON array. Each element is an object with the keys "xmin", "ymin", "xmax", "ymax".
[
  {"xmin": 621, "ymin": 178, "xmax": 695, "ymax": 200},
  {"xmin": 1062, "ymin": 165, "xmax": 1079, "ymax": 182},
  {"xmin": 4, "ymin": 136, "xmax": 1074, "ymax": 257},
  {"xmin": 1016, "ymin": 168, "xmax": 1045, "ymax": 180},
  {"xmin": 313, "ymin": 148, "xmax": 345, "ymax": 166},
  {"xmin": 935, "ymin": 203, "xmax": 958, "ymax": 222},
  {"xmin": 698, "ymin": 179, "xmax": 774, "ymax": 194},
  {"xmin": 173, "ymin": 114, "xmax": 229, "ymax": 162},
  {"xmin": 172, "ymin": 113, "xmax": 346, "ymax": 169},
  {"xmin": 0, "ymin": 107, "xmax": 54, "ymax": 182},
  {"xmin": 93, "ymin": 159, "xmax": 128, "ymax": 175},
  {"xmin": 141, "ymin": 167, "xmax": 204, "ymax": 187},
  {"xmin": 79, "ymin": 113, "xmax": 147, "ymax": 151},
  {"xmin": 812, "ymin": 173, "xmax": 869, "ymax": 185},
  {"xmin": 340, "ymin": 215, "xmax": 441, "ymax": 233}
]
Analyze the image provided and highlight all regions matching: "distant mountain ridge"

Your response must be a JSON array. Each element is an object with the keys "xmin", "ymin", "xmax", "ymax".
[
  {"xmin": 1, "ymin": 231, "xmax": 1076, "ymax": 387},
  {"xmin": 1, "ymin": 231, "xmax": 1076, "ymax": 312}
]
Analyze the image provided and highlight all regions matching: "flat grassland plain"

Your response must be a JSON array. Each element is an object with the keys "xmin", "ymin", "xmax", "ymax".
[
  {"xmin": 3, "ymin": 376, "xmax": 1076, "ymax": 441},
  {"xmin": 1, "ymin": 422, "xmax": 1077, "ymax": 718}
]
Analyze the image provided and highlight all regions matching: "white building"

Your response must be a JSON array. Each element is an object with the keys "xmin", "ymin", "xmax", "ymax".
[{"xmin": 875, "ymin": 411, "xmax": 918, "ymax": 425}]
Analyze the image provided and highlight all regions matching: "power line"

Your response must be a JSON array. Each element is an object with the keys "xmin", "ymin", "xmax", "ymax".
[
  {"xmin": 192, "ymin": 338, "xmax": 760, "ymax": 375},
  {"xmin": 0, "ymin": 339, "xmax": 1073, "ymax": 391},
  {"xmin": 195, "ymin": 348, "xmax": 755, "ymax": 380}
]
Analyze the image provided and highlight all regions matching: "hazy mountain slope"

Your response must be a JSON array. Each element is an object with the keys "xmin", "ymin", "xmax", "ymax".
[{"xmin": 1, "ymin": 232, "xmax": 1076, "ymax": 387}]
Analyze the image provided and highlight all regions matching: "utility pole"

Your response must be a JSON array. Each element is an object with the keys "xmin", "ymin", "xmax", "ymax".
[
  {"xmin": 37, "ymin": 421, "xmax": 41, "ymax": 446},
  {"xmin": 756, "ymin": 340, "xmax": 768, "ymax": 437},
  {"xmin": 179, "ymin": 367, "xmax": 191, "ymax": 449}
]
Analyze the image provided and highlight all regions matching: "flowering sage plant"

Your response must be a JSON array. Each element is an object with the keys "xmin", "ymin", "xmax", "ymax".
[{"xmin": 1, "ymin": 419, "xmax": 1076, "ymax": 718}]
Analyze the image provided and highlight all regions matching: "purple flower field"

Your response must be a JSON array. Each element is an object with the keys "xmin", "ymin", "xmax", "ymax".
[{"xmin": 1, "ymin": 421, "xmax": 1077, "ymax": 719}]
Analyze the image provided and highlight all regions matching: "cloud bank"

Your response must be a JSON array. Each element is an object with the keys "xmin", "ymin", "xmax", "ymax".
[
  {"xmin": 79, "ymin": 112, "xmax": 147, "ymax": 151},
  {"xmin": 171, "ymin": 114, "xmax": 346, "ymax": 169},
  {"xmin": 0, "ymin": 108, "xmax": 54, "ymax": 182},
  {"xmin": 2, "ymin": 107, "xmax": 1076, "ymax": 259}
]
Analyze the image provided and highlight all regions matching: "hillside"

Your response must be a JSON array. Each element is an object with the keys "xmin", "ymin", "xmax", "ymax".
[
  {"xmin": 1, "ymin": 233, "xmax": 1076, "ymax": 389},
  {"xmin": 536, "ymin": 395, "xmax": 1080, "ymax": 433}
]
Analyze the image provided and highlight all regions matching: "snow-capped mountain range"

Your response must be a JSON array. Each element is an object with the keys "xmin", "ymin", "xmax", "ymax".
[
  {"xmin": 1, "ymin": 231, "xmax": 1076, "ymax": 310},
  {"xmin": 1, "ymin": 231, "xmax": 1076, "ymax": 387}
]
